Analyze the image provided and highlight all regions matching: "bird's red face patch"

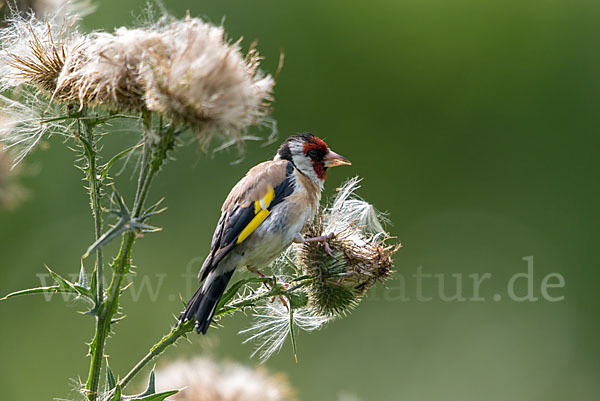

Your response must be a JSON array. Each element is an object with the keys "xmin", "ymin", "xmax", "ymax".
[{"xmin": 302, "ymin": 136, "xmax": 329, "ymax": 180}]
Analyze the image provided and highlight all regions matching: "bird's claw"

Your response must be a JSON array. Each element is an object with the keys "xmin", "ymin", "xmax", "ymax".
[
  {"xmin": 323, "ymin": 240, "xmax": 334, "ymax": 257},
  {"xmin": 301, "ymin": 232, "xmax": 336, "ymax": 258},
  {"xmin": 250, "ymin": 269, "xmax": 274, "ymax": 289}
]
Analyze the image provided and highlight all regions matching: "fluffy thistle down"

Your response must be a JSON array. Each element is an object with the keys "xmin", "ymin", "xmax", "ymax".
[
  {"xmin": 155, "ymin": 357, "xmax": 296, "ymax": 401},
  {"xmin": 0, "ymin": 10, "xmax": 84, "ymax": 92},
  {"xmin": 0, "ymin": 92, "xmax": 71, "ymax": 164},
  {"xmin": 56, "ymin": 15, "xmax": 274, "ymax": 145},
  {"xmin": 141, "ymin": 18, "xmax": 274, "ymax": 145},
  {"xmin": 240, "ymin": 178, "xmax": 399, "ymax": 361},
  {"xmin": 240, "ymin": 301, "xmax": 330, "ymax": 362},
  {"xmin": 0, "ymin": 9, "xmax": 274, "ymax": 154}
]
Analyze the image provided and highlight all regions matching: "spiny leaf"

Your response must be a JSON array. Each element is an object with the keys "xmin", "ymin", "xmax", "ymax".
[
  {"xmin": 106, "ymin": 364, "xmax": 116, "ymax": 391},
  {"xmin": 2, "ymin": 266, "xmax": 94, "ymax": 302},
  {"xmin": 101, "ymin": 142, "xmax": 143, "ymax": 179},
  {"xmin": 78, "ymin": 134, "xmax": 96, "ymax": 161},
  {"xmin": 83, "ymin": 220, "xmax": 130, "ymax": 259},
  {"xmin": 138, "ymin": 369, "xmax": 156, "ymax": 397},
  {"xmin": 46, "ymin": 264, "xmax": 77, "ymax": 291},
  {"xmin": 83, "ymin": 190, "xmax": 163, "ymax": 259},
  {"xmin": 142, "ymin": 198, "xmax": 166, "ymax": 217},
  {"xmin": 217, "ymin": 277, "xmax": 271, "ymax": 311},
  {"xmin": 110, "ymin": 384, "xmax": 122, "ymax": 401},
  {"xmin": 77, "ymin": 261, "xmax": 88, "ymax": 288},
  {"xmin": 2, "ymin": 286, "xmax": 61, "ymax": 300},
  {"xmin": 124, "ymin": 390, "xmax": 178, "ymax": 401},
  {"xmin": 119, "ymin": 369, "xmax": 178, "ymax": 400}
]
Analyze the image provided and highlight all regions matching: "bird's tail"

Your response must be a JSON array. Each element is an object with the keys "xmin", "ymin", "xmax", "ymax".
[{"xmin": 180, "ymin": 270, "xmax": 234, "ymax": 334}]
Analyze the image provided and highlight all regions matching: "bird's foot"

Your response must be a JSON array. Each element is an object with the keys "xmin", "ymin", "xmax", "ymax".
[
  {"xmin": 295, "ymin": 232, "xmax": 336, "ymax": 257},
  {"xmin": 252, "ymin": 269, "xmax": 266, "ymax": 278},
  {"xmin": 249, "ymin": 269, "xmax": 274, "ymax": 289},
  {"xmin": 270, "ymin": 295, "xmax": 289, "ymax": 311}
]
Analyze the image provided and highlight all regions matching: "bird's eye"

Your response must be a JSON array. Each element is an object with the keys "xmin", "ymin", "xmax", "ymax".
[{"xmin": 307, "ymin": 149, "xmax": 319, "ymax": 159}]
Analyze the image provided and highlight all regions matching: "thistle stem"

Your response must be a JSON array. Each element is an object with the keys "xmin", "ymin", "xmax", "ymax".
[
  {"xmin": 78, "ymin": 109, "xmax": 106, "ymax": 401},
  {"xmin": 120, "ymin": 321, "xmax": 194, "ymax": 389},
  {"xmin": 85, "ymin": 117, "xmax": 171, "ymax": 401},
  {"xmin": 79, "ymin": 111, "xmax": 104, "ymax": 305},
  {"xmin": 119, "ymin": 280, "xmax": 302, "ymax": 389}
]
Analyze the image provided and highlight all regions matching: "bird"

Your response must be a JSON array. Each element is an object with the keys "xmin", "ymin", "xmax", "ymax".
[{"xmin": 179, "ymin": 133, "xmax": 351, "ymax": 334}]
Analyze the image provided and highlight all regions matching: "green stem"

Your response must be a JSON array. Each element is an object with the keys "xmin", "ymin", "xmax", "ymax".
[
  {"xmin": 85, "ymin": 116, "xmax": 171, "ymax": 401},
  {"xmin": 85, "ymin": 233, "xmax": 135, "ymax": 401},
  {"xmin": 78, "ymin": 109, "xmax": 105, "ymax": 401},
  {"xmin": 120, "ymin": 321, "xmax": 194, "ymax": 389},
  {"xmin": 80, "ymin": 112, "xmax": 104, "ymax": 305}
]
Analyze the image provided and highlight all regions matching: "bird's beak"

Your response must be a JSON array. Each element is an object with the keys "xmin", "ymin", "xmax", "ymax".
[{"xmin": 324, "ymin": 149, "xmax": 351, "ymax": 167}]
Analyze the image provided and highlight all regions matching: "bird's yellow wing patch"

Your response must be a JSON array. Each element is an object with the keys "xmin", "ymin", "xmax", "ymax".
[{"xmin": 237, "ymin": 187, "xmax": 275, "ymax": 244}]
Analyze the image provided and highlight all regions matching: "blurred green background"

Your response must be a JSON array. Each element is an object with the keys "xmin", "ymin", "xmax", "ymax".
[{"xmin": 1, "ymin": 0, "xmax": 599, "ymax": 400}]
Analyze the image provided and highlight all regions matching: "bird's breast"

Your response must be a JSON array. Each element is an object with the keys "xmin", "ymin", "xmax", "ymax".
[{"xmin": 235, "ymin": 170, "xmax": 321, "ymax": 268}]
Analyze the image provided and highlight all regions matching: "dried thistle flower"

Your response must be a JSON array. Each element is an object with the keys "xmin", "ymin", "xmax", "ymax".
[
  {"xmin": 0, "ymin": 10, "xmax": 83, "ymax": 93},
  {"xmin": 56, "ymin": 15, "xmax": 275, "ymax": 145},
  {"xmin": 55, "ymin": 27, "xmax": 159, "ymax": 109},
  {"xmin": 240, "ymin": 177, "xmax": 399, "ymax": 361},
  {"xmin": 142, "ymin": 18, "xmax": 274, "ymax": 146},
  {"xmin": 299, "ymin": 177, "xmax": 398, "ymax": 316},
  {"xmin": 0, "ymin": 8, "xmax": 275, "ymax": 161},
  {"xmin": 155, "ymin": 357, "xmax": 296, "ymax": 401}
]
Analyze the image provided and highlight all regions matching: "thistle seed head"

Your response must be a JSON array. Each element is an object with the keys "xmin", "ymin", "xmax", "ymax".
[
  {"xmin": 142, "ymin": 17, "xmax": 274, "ymax": 147},
  {"xmin": 1, "ymin": 9, "xmax": 275, "ymax": 150},
  {"xmin": 55, "ymin": 15, "xmax": 275, "ymax": 145},
  {"xmin": 55, "ymin": 27, "xmax": 161, "ymax": 109},
  {"xmin": 0, "ymin": 11, "xmax": 83, "ymax": 93},
  {"xmin": 299, "ymin": 178, "xmax": 399, "ymax": 317}
]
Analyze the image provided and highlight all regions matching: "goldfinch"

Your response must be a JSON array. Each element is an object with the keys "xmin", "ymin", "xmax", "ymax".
[{"xmin": 180, "ymin": 133, "xmax": 351, "ymax": 334}]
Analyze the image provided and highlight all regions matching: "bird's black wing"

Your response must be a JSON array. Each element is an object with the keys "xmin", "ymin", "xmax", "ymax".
[{"xmin": 197, "ymin": 162, "xmax": 295, "ymax": 281}]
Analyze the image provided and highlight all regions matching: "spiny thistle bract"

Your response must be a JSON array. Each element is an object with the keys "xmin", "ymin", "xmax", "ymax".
[
  {"xmin": 240, "ymin": 177, "xmax": 399, "ymax": 361},
  {"xmin": 155, "ymin": 357, "xmax": 296, "ymax": 401}
]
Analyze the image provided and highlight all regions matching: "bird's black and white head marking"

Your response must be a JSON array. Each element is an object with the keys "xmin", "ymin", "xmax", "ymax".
[{"xmin": 275, "ymin": 133, "xmax": 330, "ymax": 184}]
